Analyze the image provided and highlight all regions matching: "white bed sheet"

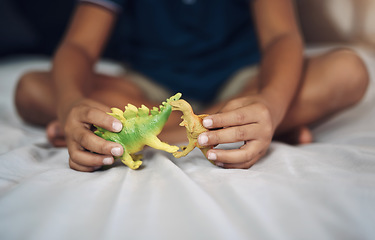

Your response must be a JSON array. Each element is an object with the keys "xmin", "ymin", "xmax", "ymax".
[{"xmin": 1, "ymin": 46, "xmax": 375, "ymax": 240}]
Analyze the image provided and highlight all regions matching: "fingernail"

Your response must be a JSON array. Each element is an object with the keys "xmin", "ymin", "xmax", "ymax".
[
  {"xmin": 111, "ymin": 147, "xmax": 122, "ymax": 156},
  {"xmin": 207, "ymin": 152, "xmax": 217, "ymax": 161},
  {"xmin": 198, "ymin": 133, "xmax": 208, "ymax": 145},
  {"xmin": 112, "ymin": 121, "xmax": 123, "ymax": 132},
  {"xmin": 203, "ymin": 118, "xmax": 213, "ymax": 128},
  {"xmin": 103, "ymin": 157, "xmax": 114, "ymax": 165}
]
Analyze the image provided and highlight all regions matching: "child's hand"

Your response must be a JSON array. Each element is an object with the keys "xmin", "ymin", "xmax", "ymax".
[
  {"xmin": 61, "ymin": 99, "xmax": 124, "ymax": 172},
  {"xmin": 198, "ymin": 95, "xmax": 276, "ymax": 169}
]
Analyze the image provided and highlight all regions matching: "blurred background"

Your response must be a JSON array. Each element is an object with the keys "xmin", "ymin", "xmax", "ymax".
[
  {"xmin": 0, "ymin": 0, "xmax": 121, "ymax": 59},
  {"xmin": 0, "ymin": 0, "xmax": 75, "ymax": 57},
  {"xmin": 296, "ymin": 0, "xmax": 375, "ymax": 48},
  {"xmin": 1, "ymin": 0, "xmax": 374, "ymax": 59}
]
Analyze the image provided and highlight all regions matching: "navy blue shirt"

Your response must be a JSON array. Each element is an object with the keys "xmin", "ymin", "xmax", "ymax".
[{"xmin": 81, "ymin": 0, "xmax": 260, "ymax": 102}]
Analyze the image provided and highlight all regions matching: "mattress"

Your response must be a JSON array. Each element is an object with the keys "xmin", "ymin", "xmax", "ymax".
[{"xmin": 1, "ymin": 46, "xmax": 375, "ymax": 240}]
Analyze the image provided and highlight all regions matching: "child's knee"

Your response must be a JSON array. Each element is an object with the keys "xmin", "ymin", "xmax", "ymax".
[
  {"xmin": 329, "ymin": 48, "xmax": 369, "ymax": 103},
  {"xmin": 14, "ymin": 71, "xmax": 50, "ymax": 123},
  {"xmin": 15, "ymin": 72, "xmax": 37, "ymax": 111}
]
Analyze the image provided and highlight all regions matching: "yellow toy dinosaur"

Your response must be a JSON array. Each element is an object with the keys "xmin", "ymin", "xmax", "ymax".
[{"xmin": 170, "ymin": 99, "xmax": 214, "ymax": 163}]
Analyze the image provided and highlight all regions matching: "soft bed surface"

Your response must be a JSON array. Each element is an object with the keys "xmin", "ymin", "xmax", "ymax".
[{"xmin": 1, "ymin": 47, "xmax": 375, "ymax": 240}]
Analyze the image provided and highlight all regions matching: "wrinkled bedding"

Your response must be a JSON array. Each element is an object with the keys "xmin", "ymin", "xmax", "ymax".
[{"xmin": 1, "ymin": 46, "xmax": 375, "ymax": 240}]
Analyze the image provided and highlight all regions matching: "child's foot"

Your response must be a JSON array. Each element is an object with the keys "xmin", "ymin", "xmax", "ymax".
[
  {"xmin": 274, "ymin": 126, "xmax": 313, "ymax": 145},
  {"xmin": 46, "ymin": 120, "xmax": 67, "ymax": 147},
  {"xmin": 297, "ymin": 126, "xmax": 314, "ymax": 144}
]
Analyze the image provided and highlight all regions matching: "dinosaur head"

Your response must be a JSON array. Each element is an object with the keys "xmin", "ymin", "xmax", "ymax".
[
  {"xmin": 167, "ymin": 92, "xmax": 182, "ymax": 103},
  {"xmin": 170, "ymin": 99, "xmax": 192, "ymax": 113}
]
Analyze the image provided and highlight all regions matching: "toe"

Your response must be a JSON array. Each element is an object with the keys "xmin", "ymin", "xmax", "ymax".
[
  {"xmin": 298, "ymin": 126, "xmax": 313, "ymax": 144},
  {"xmin": 274, "ymin": 126, "xmax": 313, "ymax": 145},
  {"xmin": 46, "ymin": 120, "xmax": 67, "ymax": 147}
]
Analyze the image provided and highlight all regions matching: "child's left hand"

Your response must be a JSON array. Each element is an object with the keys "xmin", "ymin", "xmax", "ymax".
[{"xmin": 197, "ymin": 95, "xmax": 277, "ymax": 169}]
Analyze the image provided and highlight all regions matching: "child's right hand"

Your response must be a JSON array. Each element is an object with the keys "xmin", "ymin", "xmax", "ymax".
[
  {"xmin": 197, "ymin": 94, "xmax": 277, "ymax": 169},
  {"xmin": 60, "ymin": 98, "xmax": 124, "ymax": 172}
]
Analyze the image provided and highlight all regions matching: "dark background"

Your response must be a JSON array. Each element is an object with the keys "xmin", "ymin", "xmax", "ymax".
[
  {"xmin": 2, "ymin": 0, "xmax": 369, "ymax": 59},
  {"xmin": 0, "ymin": 0, "xmax": 76, "ymax": 57},
  {"xmin": 0, "ymin": 0, "xmax": 122, "ymax": 59}
]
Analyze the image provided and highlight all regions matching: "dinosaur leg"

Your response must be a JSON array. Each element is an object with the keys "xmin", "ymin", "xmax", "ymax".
[
  {"xmin": 121, "ymin": 152, "xmax": 143, "ymax": 170},
  {"xmin": 173, "ymin": 140, "xmax": 196, "ymax": 158},
  {"xmin": 131, "ymin": 153, "xmax": 143, "ymax": 162},
  {"xmin": 145, "ymin": 136, "xmax": 179, "ymax": 153}
]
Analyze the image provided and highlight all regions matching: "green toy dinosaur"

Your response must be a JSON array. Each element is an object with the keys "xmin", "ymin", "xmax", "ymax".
[{"xmin": 94, "ymin": 93, "xmax": 182, "ymax": 169}]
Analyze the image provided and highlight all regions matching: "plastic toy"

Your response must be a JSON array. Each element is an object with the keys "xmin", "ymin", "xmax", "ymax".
[
  {"xmin": 94, "ymin": 93, "xmax": 181, "ymax": 169},
  {"xmin": 170, "ymin": 99, "xmax": 213, "ymax": 163}
]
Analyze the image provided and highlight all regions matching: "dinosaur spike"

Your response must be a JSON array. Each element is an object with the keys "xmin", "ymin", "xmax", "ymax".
[
  {"xmin": 124, "ymin": 104, "xmax": 138, "ymax": 119},
  {"xmin": 151, "ymin": 107, "xmax": 159, "ymax": 116},
  {"xmin": 108, "ymin": 112, "xmax": 120, "ymax": 120},
  {"xmin": 111, "ymin": 107, "xmax": 123, "ymax": 115},
  {"xmin": 138, "ymin": 105, "xmax": 150, "ymax": 117},
  {"xmin": 109, "ymin": 108, "xmax": 126, "ymax": 122}
]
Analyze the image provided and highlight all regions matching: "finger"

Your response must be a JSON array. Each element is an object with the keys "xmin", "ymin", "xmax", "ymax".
[
  {"xmin": 69, "ymin": 158, "xmax": 102, "ymax": 172},
  {"xmin": 198, "ymin": 124, "xmax": 261, "ymax": 146},
  {"xmin": 72, "ymin": 127, "xmax": 124, "ymax": 157},
  {"xmin": 202, "ymin": 103, "xmax": 268, "ymax": 129},
  {"xmin": 68, "ymin": 141, "xmax": 116, "ymax": 168},
  {"xmin": 215, "ymin": 160, "xmax": 256, "ymax": 169},
  {"xmin": 219, "ymin": 97, "xmax": 249, "ymax": 113},
  {"xmin": 76, "ymin": 106, "xmax": 123, "ymax": 133},
  {"xmin": 206, "ymin": 141, "xmax": 267, "ymax": 165},
  {"xmin": 87, "ymin": 100, "xmax": 112, "ymax": 113}
]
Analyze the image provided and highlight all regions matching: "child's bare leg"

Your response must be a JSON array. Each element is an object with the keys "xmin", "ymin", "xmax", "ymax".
[
  {"xmin": 276, "ymin": 48, "xmax": 369, "ymax": 139},
  {"xmin": 15, "ymin": 72, "xmax": 152, "ymax": 124},
  {"xmin": 15, "ymin": 71, "xmax": 57, "ymax": 126},
  {"xmin": 206, "ymin": 48, "xmax": 369, "ymax": 144}
]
